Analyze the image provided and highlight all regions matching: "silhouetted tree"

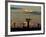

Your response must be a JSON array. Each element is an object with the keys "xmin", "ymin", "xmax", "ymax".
[
  {"xmin": 26, "ymin": 18, "xmax": 32, "ymax": 28},
  {"xmin": 13, "ymin": 22, "xmax": 16, "ymax": 28}
]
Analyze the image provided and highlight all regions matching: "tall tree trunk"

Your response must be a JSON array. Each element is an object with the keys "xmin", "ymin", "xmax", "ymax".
[{"xmin": 26, "ymin": 18, "xmax": 31, "ymax": 28}]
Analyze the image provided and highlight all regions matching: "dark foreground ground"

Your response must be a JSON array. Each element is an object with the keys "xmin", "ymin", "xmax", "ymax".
[{"xmin": 11, "ymin": 27, "xmax": 41, "ymax": 32}]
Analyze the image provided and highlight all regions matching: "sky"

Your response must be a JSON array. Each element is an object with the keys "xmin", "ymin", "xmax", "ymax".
[
  {"xmin": 11, "ymin": 5, "xmax": 41, "ymax": 27},
  {"xmin": 11, "ymin": 5, "xmax": 41, "ymax": 12}
]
